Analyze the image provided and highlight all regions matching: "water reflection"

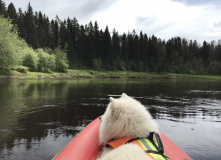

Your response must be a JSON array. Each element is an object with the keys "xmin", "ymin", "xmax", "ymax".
[{"xmin": 0, "ymin": 79, "xmax": 220, "ymax": 159}]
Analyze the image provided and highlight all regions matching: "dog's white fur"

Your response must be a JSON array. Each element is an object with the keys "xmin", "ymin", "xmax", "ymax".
[{"xmin": 97, "ymin": 93, "xmax": 159, "ymax": 160}]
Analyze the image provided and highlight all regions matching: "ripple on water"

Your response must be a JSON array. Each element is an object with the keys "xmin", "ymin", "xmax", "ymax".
[{"xmin": 13, "ymin": 104, "xmax": 57, "ymax": 113}]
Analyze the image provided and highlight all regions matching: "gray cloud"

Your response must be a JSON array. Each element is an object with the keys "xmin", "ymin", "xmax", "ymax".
[
  {"xmin": 136, "ymin": 16, "xmax": 157, "ymax": 26},
  {"xmin": 172, "ymin": 0, "xmax": 218, "ymax": 6},
  {"xmin": 135, "ymin": 16, "xmax": 164, "ymax": 34},
  {"xmin": 70, "ymin": 0, "xmax": 118, "ymax": 23},
  {"xmin": 214, "ymin": 21, "xmax": 221, "ymax": 28},
  {"xmin": 4, "ymin": 0, "xmax": 117, "ymax": 23}
]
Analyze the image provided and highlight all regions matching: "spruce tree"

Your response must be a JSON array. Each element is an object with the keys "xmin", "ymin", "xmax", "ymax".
[
  {"xmin": 143, "ymin": 33, "xmax": 149, "ymax": 65},
  {"xmin": 127, "ymin": 31, "xmax": 134, "ymax": 60},
  {"xmin": 44, "ymin": 16, "xmax": 51, "ymax": 48},
  {"xmin": 0, "ymin": 0, "xmax": 6, "ymax": 17},
  {"xmin": 24, "ymin": 3, "xmax": 38, "ymax": 49},
  {"xmin": 88, "ymin": 21, "xmax": 96, "ymax": 59},
  {"xmin": 112, "ymin": 29, "xmax": 120, "ymax": 58},
  {"xmin": 67, "ymin": 17, "xmax": 76, "ymax": 66},
  {"xmin": 121, "ymin": 33, "xmax": 128, "ymax": 59},
  {"xmin": 7, "ymin": 3, "xmax": 17, "ymax": 25},
  {"xmin": 37, "ymin": 11, "xmax": 44, "ymax": 48},
  {"xmin": 59, "ymin": 19, "xmax": 68, "ymax": 49},
  {"xmin": 202, "ymin": 41, "xmax": 211, "ymax": 67},
  {"xmin": 71, "ymin": 17, "xmax": 79, "ymax": 51},
  {"xmin": 78, "ymin": 25, "xmax": 87, "ymax": 62},
  {"xmin": 94, "ymin": 21, "xmax": 100, "ymax": 57},
  {"xmin": 17, "ymin": 8, "xmax": 25, "ymax": 38},
  {"xmin": 103, "ymin": 26, "xmax": 111, "ymax": 59},
  {"xmin": 51, "ymin": 19, "xmax": 59, "ymax": 49}
]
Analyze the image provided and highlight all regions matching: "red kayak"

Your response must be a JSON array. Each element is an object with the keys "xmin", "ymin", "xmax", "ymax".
[{"xmin": 53, "ymin": 116, "xmax": 192, "ymax": 160}]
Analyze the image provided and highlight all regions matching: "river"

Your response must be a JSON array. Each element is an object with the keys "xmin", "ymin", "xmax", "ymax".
[{"xmin": 0, "ymin": 79, "xmax": 220, "ymax": 160}]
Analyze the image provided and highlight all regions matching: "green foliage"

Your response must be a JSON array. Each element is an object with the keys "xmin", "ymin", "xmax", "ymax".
[
  {"xmin": 192, "ymin": 59, "xmax": 206, "ymax": 75},
  {"xmin": 0, "ymin": 16, "xmax": 25, "ymax": 68},
  {"xmin": 11, "ymin": 65, "xmax": 29, "ymax": 73},
  {"xmin": 112, "ymin": 56, "xmax": 126, "ymax": 71},
  {"xmin": 167, "ymin": 65, "xmax": 179, "ymax": 74},
  {"xmin": 36, "ymin": 49, "xmax": 55, "ymax": 72},
  {"xmin": 137, "ymin": 61, "xmax": 146, "ymax": 72},
  {"xmin": 208, "ymin": 61, "xmax": 221, "ymax": 75},
  {"xmin": 0, "ymin": 66, "xmax": 10, "ymax": 75},
  {"xmin": 56, "ymin": 60, "xmax": 69, "ymax": 72},
  {"xmin": 128, "ymin": 60, "xmax": 137, "ymax": 71},
  {"xmin": 187, "ymin": 69, "xmax": 196, "ymax": 75},
  {"xmin": 91, "ymin": 58, "xmax": 102, "ymax": 70},
  {"xmin": 53, "ymin": 47, "xmax": 69, "ymax": 72},
  {"xmin": 0, "ymin": 0, "xmax": 6, "ymax": 16},
  {"xmin": 23, "ymin": 51, "xmax": 38, "ymax": 71}
]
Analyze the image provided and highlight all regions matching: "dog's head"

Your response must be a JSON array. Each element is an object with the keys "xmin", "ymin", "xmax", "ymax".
[{"xmin": 99, "ymin": 93, "xmax": 159, "ymax": 146}]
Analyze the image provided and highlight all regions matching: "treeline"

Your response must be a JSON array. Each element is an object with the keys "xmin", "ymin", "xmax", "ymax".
[
  {"xmin": 0, "ymin": 15, "xmax": 69, "ymax": 73},
  {"xmin": 0, "ymin": 1, "xmax": 69, "ymax": 73},
  {"xmin": 1, "ymin": 0, "xmax": 221, "ymax": 75}
]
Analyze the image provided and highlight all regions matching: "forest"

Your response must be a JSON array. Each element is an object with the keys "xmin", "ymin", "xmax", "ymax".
[{"xmin": 0, "ymin": 0, "xmax": 221, "ymax": 75}]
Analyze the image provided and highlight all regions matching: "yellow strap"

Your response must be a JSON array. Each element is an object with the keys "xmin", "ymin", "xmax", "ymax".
[{"xmin": 137, "ymin": 139, "xmax": 169, "ymax": 160}]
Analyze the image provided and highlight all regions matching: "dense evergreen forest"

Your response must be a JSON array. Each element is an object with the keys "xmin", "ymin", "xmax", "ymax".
[{"xmin": 0, "ymin": 0, "xmax": 221, "ymax": 74}]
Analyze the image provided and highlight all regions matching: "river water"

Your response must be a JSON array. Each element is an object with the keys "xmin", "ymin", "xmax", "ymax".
[{"xmin": 0, "ymin": 79, "xmax": 220, "ymax": 160}]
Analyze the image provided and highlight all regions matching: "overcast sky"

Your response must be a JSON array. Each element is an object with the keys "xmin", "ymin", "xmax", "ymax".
[{"xmin": 4, "ymin": 0, "xmax": 221, "ymax": 44}]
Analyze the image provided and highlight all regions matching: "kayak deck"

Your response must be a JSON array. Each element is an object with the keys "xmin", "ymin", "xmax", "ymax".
[{"xmin": 53, "ymin": 116, "xmax": 192, "ymax": 160}]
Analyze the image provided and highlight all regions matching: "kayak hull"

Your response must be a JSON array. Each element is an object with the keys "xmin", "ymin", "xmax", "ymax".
[{"xmin": 53, "ymin": 116, "xmax": 192, "ymax": 160}]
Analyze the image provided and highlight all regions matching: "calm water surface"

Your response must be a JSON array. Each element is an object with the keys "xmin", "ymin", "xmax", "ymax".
[{"xmin": 0, "ymin": 79, "xmax": 221, "ymax": 160}]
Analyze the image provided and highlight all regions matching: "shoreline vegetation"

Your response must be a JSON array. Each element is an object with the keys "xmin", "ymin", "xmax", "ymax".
[{"xmin": 0, "ymin": 68, "xmax": 221, "ymax": 80}]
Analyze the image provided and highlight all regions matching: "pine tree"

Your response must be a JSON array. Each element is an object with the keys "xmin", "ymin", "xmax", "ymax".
[
  {"xmin": 67, "ymin": 17, "xmax": 76, "ymax": 66},
  {"xmin": 94, "ymin": 21, "xmax": 100, "ymax": 57},
  {"xmin": 121, "ymin": 33, "xmax": 128, "ymax": 59},
  {"xmin": 127, "ymin": 31, "xmax": 134, "ymax": 60},
  {"xmin": 37, "ymin": 11, "xmax": 44, "ymax": 48},
  {"xmin": 0, "ymin": 0, "xmax": 6, "ymax": 17},
  {"xmin": 216, "ymin": 40, "xmax": 221, "ymax": 61},
  {"xmin": 143, "ymin": 33, "xmax": 149, "ymax": 65},
  {"xmin": 139, "ymin": 31, "xmax": 147, "ymax": 64},
  {"xmin": 88, "ymin": 21, "xmax": 95, "ymax": 59},
  {"xmin": 181, "ymin": 38, "xmax": 189, "ymax": 61},
  {"xmin": 43, "ymin": 15, "xmax": 51, "ymax": 48},
  {"xmin": 133, "ymin": 32, "xmax": 140, "ymax": 62},
  {"xmin": 156, "ymin": 39, "xmax": 166, "ymax": 73},
  {"xmin": 72, "ymin": 17, "xmax": 79, "ymax": 51},
  {"xmin": 103, "ymin": 26, "xmax": 111, "ymax": 59},
  {"xmin": 51, "ymin": 19, "xmax": 59, "ymax": 49},
  {"xmin": 112, "ymin": 29, "xmax": 120, "ymax": 58},
  {"xmin": 7, "ymin": 2, "xmax": 17, "ymax": 25},
  {"xmin": 202, "ymin": 41, "xmax": 210, "ymax": 67},
  {"xmin": 17, "ymin": 8, "xmax": 25, "ymax": 38},
  {"xmin": 78, "ymin": 25, "xmax": 87, "ymax": 62},
  {"xmin": 24, "ymin": 3, "xmax": 38, "ymax": 49},
  {"xmin": 148, "ymin": 35, "xmax": 159, "ymax": 71},
  {"xmin": 59, "ymin": 18, "xmax": 68, "ymax": 49}
]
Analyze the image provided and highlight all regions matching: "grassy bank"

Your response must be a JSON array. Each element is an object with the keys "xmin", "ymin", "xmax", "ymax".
[{"xmin": 0, "ymin": 68, "xmax": 221, "ymax": 80}]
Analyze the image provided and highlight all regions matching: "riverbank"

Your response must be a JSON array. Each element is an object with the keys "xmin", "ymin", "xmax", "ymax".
[{"xmin": 0, "ymin": 68, "xmax": 221, "ymax": 80}]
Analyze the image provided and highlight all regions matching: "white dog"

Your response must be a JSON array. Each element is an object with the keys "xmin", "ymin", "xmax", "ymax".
[{"xmin": 97, "ymin": 93, "xmax": 159, "ymax": 160}]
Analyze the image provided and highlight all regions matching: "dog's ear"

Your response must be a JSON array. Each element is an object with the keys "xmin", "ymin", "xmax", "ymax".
[
  {"xmin": 121, "ymin": 93, "xmax": 128, "ymax": 97},
  {"xmin": 109, "ymin": 97, "xmax": 116, "ymax": 106},
  {"xmin": 110, "ymin": 97, "xmax": 114, "ymax": 103}
]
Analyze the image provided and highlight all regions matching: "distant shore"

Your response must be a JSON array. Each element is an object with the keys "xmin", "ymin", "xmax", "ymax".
[{"xmin": 1, "ymin": 68, "xmax": 221, "ymax": 80}]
